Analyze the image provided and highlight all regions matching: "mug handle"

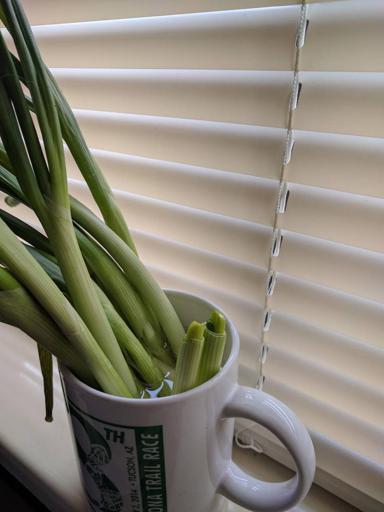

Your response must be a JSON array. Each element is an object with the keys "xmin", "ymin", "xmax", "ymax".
[{"xmin": 219, "ymin": 385, "xmax": 316, "ymax": 512}]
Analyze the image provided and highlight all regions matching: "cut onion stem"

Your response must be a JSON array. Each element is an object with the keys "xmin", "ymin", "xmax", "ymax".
[
  {"xmin": 172, "ymin": 321, "xmax": 205, "ymax": 395},
  {"xmin": 197, "ymin": 310, "xmax": 227, "ymax": 386}
]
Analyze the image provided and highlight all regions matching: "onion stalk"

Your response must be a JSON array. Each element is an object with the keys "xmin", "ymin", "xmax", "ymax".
[
  {"xmin": 8, "ymin": 215, "xmax": 164, "ymax": 391},
  {"xmin": 0, "ymin": 0, "xmax": 230, "ymax": 415},
  {"xmin": 197, "ymin": 311, "xmax": 227, "ymax": 386},
  {"xmin": 0, "ymin": 0, "xmax": 135, "ymax": 394},
  {"xmin": 0, "ymin": 217, "xmax": 132, "ymax": 397},
  {"xmin": 172, "ymin": 321, "xmax": 205, "ymax": 395},
  {"xmin": 0, "ymin": 267, "xmax": 94, "ymax": 386},
  {"xmin": 37, "ymin": 345, "xmax": 53, "ymax": 422}
]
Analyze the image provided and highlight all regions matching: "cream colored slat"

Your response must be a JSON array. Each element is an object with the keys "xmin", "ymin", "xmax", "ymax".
[
  {"xmin": 20, "ymin": 0, "xmax": 324, "ymax": 25},
  {"xmin": 24, "ymin": 8, "xmax": 300, "ymax": 70},
  {"xmin": 278, "ymin": 231, "xmax": 384, "ymax": 304},
  {"xmin": 66, "ymin": 148, "xmax": 279, "ymax": 224},
  {"xmin": 289, "ymin": 130, "xmax": 384, "ymax": 199},
  {"xmin": 303, "ymin": 0, "xmax": 384, "ymax": 72},
  {"xmin": 73, "ymin": 110, "xmax": 286, "ymax": 178},
  {"xmin": 133, "ymin": 230, "xmax": 267, "ymax": 305},
  {"xmin": 66, "ymin": 131, "xmax": 384, "ymax": 203},
  {"xmin": 273, "ymin": 274, "xmax": 384, "ymax": 349},
  {"xmin": 69, "ymin": 181, "xmax": 273, "ymax": 267},
  {"xmin": 261, "ymin": 376, "xmax": 384, "ymax": 468},
  {"xmin": 264, "ymin": 347, "xmax": 384, "ymax": 425},
  {"xmin": 295, "ymin": 72, "xmax": 384, "ymax": 138},
  {"xmin": 268, "ymin": 312, "xmax": 384, "ymax": 389},
  {"xmin": 261, "ymin": 378, "xmax": 384, "ymax": 503},
  {"xmin": 53, "ymin": 69, "xmax": 292, "ymax": 127},
  {"xmin": 284, "ymin": 183, "xmax": 384, "ymax": 253},
  {"xmin": 60, "ymin": 71, "xmax": 384, "ymax": 138},
  {"xmin": 148, "ymin": 265, "xmax": 264, "ymax": 338}
]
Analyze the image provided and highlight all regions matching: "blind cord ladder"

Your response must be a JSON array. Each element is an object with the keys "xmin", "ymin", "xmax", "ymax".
[{"xmin": 235, "ymin": 0, "xmax": 309, "ymax": 455}]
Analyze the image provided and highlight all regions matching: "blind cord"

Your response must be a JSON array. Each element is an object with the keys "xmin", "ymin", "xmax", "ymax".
[{"xmin": 235, "ymin": 0, "xmax": 309, "ymax": 454}]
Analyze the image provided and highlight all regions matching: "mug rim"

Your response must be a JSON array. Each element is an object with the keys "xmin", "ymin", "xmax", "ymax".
[{"xmin": 60, "ymin": 288, "xmax": 240, "ymax": 406}]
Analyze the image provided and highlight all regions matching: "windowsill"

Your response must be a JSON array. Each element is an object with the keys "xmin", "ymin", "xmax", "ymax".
[
  {"xmin": 0, "ymin": 326, "xmax": 358, "ymax": 512},
  {"xmin": 231, "ymin": 447, "xmax": 359, "ymax": 512}
]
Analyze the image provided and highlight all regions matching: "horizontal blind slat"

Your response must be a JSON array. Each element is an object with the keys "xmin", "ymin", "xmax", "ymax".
[
  {"xmin": 72, "ymin": 109, "xmax": 286, "ymax": 177},
  {"xmin": 260, "ymin": 378, "xmax": 384, "ymax": 503},
  {"xmin": 133, "ymin": 229, "xmax": 268, "ymax": 305},
  {"xmin": 264, "ymin": 347, "xmax": 384, "ymax": 425},
  {"xmin": 285, "ymin": 183, "xmax": 384, "ymax": 253},
  {"xmin": 20, "ymin": 0, "xmax": 311, "ymax": 25},
  {"xmin": 289, "ymin": 130, "xmax": 384, "ymax": 199},
  {"xmin": 53, "ymin": 69, "xmax": 384, "ymax": 136},
  {"xmin": 303, "ymin": 0, "xmax": 384, "ymax": 72},
  {"xmin": 69, "ymin": 181, "xmax": 273, "ymax": 266},
  {"xmin": 19, "ymin": 8, "xmax": 300, "ymax": 70},
  {"xmin": 295, "ymin": 72, "xmax": 384, "ymax": 138},
  {"xmin": 273, "ymin": 274, "xmax": 384, "ymax": 349},
  {"xmin": 279, "ymin": 231, "xmax": 384, "ymax": 304},
  {"xmin": 66, "ymin": 149, "xmax": 279, "ymax": 224},
  {"xmin": 268, "ymin": 312, "xmax": 384, "ymax": 388},
  {"xmin": 256, "ymin": 375, "xmax": 384, "ymax": 468},
  {"xmin": 149, "ymin": 266, "xmax": 264, "ymax": 337},
  {"xmin": 53, "ymin": 69, "xmax": 292, "ymax": 127}
]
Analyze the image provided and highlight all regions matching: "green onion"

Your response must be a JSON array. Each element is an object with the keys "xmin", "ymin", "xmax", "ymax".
[
  {"xmin": 0, "ymin": 1, "xmax": 135, "ymax": 394},
  {"xmin": 96, "ymin": 287, "xmax": 164, "ymax": 390},
  {"xmin": 0, "ymin": 218, "xmax": 132, "ymax": 397},
  {"xmin": 0, "ymin": 267, "xmax": 94, "ymax": 386},
  {"xmin": 0, "ymin": 210, "xmax": 50, "ymax": 254},
  {"xmin": 197, "ymin": 310, "xmax": 227, "ymax": 386},
  {"xmin": 158, "ymin": 381, "xmax": 172, "ymax": 397},
  {"xmin": 1, "ymin": 205, "xmax": 173, "ymax": 372},
  {"xmin": 70, "ymin": 198, "xmax": 185, "ymax": 356},
  {"xmin": 0, "ymin": 164, "xmax": 25, "ymax": 202},
  {"xmin": 0, "ymin": 127, "xmax": 184, "ymax": 361},
  {"xmin": 0, "ymin": 0, "xmax": 204, "ymax": 410},
  {"xmin": 0, "ymin": 13, "xmax": 137, "ymax": 253},
  {"xmin": 75, "ymin": 227, "xmax": 173, "ymax": 365},
  {"xmin": 13, "ymin": 222, "xmax": 162, "ymax": 391},
  {"xmin": 0, "ymin": 136, "xmax": 184, "ymax": 363},
  {"xmin": 37, "ymin": 345, "xmax": 53, "ymax": 422},
  {"xmin": 0, "ymin": 142, "xmax": 11, "ymax": 169},
  {"xmin": 51, "ymin": 77, "xmax": 138, "ymax": 254},
  {"xmin": 172, "ymin": 321, "xmax": 205, "ymax": 395},
  {"xmin": 25, "ymin": 245, "xmax": 66, "ymax": 287},
  {"xmin": 4, "ymin": 196, "xmax": 21, "ymax": 207},
  {"xmin": 0, "ymin": 64, "xmax": 48, "ymax": 225},
  {"xmin": 0, "ymin": 33, "xmax": 50, "ymax": 196}
]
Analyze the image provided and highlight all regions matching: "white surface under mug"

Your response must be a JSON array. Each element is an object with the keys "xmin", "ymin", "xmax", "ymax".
[{"xmin": 60, "ymin": 290, "xmax": 316, "ymax": 512}]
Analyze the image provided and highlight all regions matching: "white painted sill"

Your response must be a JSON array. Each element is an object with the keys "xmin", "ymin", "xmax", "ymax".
[{"xmin": 0, "ymin": 327, "xmax": 358, "ymax": 512}]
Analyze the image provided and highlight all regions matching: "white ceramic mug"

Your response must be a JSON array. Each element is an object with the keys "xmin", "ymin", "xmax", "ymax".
[{"xmin": 60, "ymin": 290, "xmax": 316, "ymax": 512}]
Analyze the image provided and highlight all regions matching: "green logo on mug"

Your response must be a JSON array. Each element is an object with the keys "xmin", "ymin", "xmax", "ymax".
[{"xmin": 69, "ymin": 400, "xmax": 168, "ymax": 512}]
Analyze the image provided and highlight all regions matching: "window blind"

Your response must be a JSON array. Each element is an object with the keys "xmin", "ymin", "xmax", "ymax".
[{"xmin": 2, "ymin": 1, "xmax": 383, "ymax": 510}]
